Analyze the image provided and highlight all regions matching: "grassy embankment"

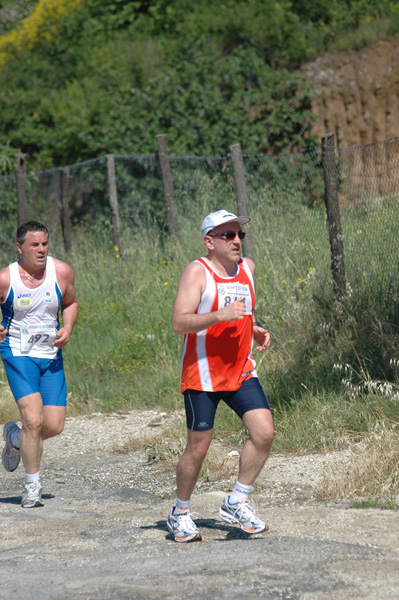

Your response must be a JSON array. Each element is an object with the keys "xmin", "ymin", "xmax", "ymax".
[{"xmin": 1, "ymin": 195, "xmax": 399, "ymax": 504}]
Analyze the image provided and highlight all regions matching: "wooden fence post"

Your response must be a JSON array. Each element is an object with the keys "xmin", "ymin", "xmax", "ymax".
[
  {"xmin": 60, "ymin": 167, "xmax": 72, "ymax": 253},
  {"xmin": 106, "ymin": 154, "xmax": 122, "ymax": 256},
  {"xmin": 322, "ymin": 133, "xmax": 346, "ymax": 293},
  {"xmin": 156, "ymin": 134, "xmax": 179, "ymax": 237},
  {"xmin": 230, "ymin": 143, "xmax": 253, "ymax": 257},
  {"xmin": 16, "ymin": 153, "xmax": 27, "ymax": 227}
]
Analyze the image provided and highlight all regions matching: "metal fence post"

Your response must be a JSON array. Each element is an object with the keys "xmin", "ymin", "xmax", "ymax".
[
  {"xmin": 230, "ymin": 143, "xmax": 253, "ymax": 257},
  {"xmin": 16, "ymin": 153, "xmax": 27, "ymax": 227},
  {"xmin": 106, "ymin": 154, "xmax": 122, "ymax": 256},
  {"xmin": 156, "ymin": 134, "xmax": 179, "ymax": 237},
  {"xmin": 321, "ymin": 133, "xmax": 346, "ymax": 293}
]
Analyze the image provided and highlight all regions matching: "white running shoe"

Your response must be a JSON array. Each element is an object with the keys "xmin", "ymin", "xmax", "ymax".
[
  {"xmin": 21, "ymin": 481, "xmax": 44, "ymax": 508},
  {"xmin": 219, "ymin": 496, "xmax": 268, "ymax": 533},
  {"xmin": 2, "ymin": 421, "xmax": 21, "ymax": 472},
  {"xmin": 167, "ymin": 507, "xmax": 202, "ymax": 543}
]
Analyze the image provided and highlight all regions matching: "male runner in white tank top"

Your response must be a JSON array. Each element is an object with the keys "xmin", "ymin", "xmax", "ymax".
[{"xmin": 0, "ymin": 221, "xmax": 78, "ymax": 508}]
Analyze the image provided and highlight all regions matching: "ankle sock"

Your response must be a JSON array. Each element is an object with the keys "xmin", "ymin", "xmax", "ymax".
[
  {"xmin": 229, "ymin": 481, "xmax": 254, "ymax": 504},
  {"xmin": 25, "ymin": 471, "xmax": 40, "ymax": 485},
  {"xmin": 175, "ymin": 497, "xmax": 190, "ymax": 513}
]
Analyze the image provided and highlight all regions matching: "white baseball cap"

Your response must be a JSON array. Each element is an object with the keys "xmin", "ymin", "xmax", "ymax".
[{"xmin": 201, "ymin": 209, "xmax": 250, "ymax": 236}]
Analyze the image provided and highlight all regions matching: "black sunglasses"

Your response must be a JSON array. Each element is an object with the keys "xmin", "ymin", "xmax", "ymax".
[{"xmin": 208, "ymin": 231, "xmax": 246, "ymax": 241}]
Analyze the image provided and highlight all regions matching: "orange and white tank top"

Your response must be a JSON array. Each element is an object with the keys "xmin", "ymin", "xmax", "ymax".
[{"xmin": 180, "ymin": 257, "xmax": 257, "ymax": 393}]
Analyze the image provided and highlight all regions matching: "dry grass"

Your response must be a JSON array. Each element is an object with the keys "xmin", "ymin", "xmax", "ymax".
[
  {"xmin": 119, "ymin": 413, "xmax": 240, "ymax": 485},
  {"xmin": 0, "ymin": 365, "xmax": 19, "ymax": 423},
  {"xmin": 317, "ymin": 421, "xmax": 399, "ymax": 502},
  {"xmin": 112, "ymin": 402, "xmax": 399, "ymax": 506}
]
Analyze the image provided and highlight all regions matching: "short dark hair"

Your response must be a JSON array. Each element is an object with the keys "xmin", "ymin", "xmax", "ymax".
[{"xmin": 16, "ymin": 221, "xmax": 49, "ymax": 245}]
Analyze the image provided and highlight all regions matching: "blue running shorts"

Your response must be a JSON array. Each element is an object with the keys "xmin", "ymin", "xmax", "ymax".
[
  {"xmin": 2, "ymin": 353, "xmax": 67, "ymax": 406},
  {"xmin": 183, "ymin": 378, "xmax": 270, "ymax": 431}
]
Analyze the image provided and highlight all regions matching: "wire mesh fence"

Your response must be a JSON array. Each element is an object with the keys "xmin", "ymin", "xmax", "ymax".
[
  {"xmin": 0, "ymin": 136, "xmax": 398, "ymax": 295},
  {"xmin": 336, "ymin": 138, "xmax": 399, "ymax": 289}
]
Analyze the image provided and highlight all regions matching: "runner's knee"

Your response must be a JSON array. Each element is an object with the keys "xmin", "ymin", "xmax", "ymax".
[
  {"xmin": 43, "ymin": 420, "xmax": 64, "ymax": 439},
  {"xmin": 21, "ymin": 410, "xmax": 44, "ymax": 435},
  {"xmin": 185, "ymin": 433, "xmax": 212, "ymax": 462},
  {"xmin": 42, "ymin": 408, "xmax": 66, "ymax": 439},
  {"xmin": 247, "ymin": 419, "xmax": 274, "ymax": 450}
]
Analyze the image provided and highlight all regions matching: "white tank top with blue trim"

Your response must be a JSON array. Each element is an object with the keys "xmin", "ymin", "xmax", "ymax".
[{"xmin": 1, "ymin": 256, "xmax": 62, "ymax": 359}]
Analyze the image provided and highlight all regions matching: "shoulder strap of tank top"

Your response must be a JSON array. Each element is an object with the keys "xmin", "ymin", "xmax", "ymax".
[
  {"xmin": 239, "ymin": 257, "xmax": 255, "ymax": 289},
  {"xmin": 46, "ymin": 256, "xmax": 54, "ymax": 272},
  {"xmin": 195, "ymin": 257, "xmax": 213, "ymax": 274},
  {"xmin": 8, "ymin": 261, "xmax": 18, "ymax": 279}
]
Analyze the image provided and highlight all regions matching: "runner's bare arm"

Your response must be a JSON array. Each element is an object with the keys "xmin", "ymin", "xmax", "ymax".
[
  {"xmin": 0, "ymin": 267, "xmax": 10, "ymax": 342},
  {"xmin": 53, "ymin": 260, "xmax": 78, "ymax": 347},
  {"xmin": 244, "ymin": 258, "xmax": 271, "ymax": 351}
]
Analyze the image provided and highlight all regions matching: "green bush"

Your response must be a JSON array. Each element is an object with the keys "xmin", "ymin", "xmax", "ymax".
[{"xmin": 1, "ymin": 0, "xmax": 398, "ymax": 168}]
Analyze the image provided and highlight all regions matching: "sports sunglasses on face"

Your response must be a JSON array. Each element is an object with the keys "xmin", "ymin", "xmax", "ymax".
[{"xmin": 208, "ymin": 231, "xmax": 246, "ymax": 240}]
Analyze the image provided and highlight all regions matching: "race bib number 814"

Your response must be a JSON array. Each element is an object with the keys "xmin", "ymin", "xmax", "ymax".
[{"xmin": 217, "ymin": 282, "xmax": 252, "ymax": 315}]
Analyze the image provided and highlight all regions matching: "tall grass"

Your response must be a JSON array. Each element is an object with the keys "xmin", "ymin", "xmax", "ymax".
[
  {"xmin": 1, "ymin": 196, "xmax": 399, "ymax": 474},
  {"xmin": 318, "ymin": 421, "xmax": 399, "ymax": 503},
  {"xmin": 58, "ymin": 225, "xmax": 190, "ymax": 416}
]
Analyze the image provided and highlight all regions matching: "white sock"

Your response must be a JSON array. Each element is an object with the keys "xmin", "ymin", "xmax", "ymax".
[
  {"xmin": 175, "ymin": 497, "xmax": 190, "ymax": 513},
  {"xmin": 11, "ymin": 428, "xmax": 21, "ymax": 449},
  {"xmin": 229, "ymin": 481, "xmax": 254, "ymax": 504},
  {"xmin": 25, "ymin": 471, "xmax": 40, "ymax": 485}
]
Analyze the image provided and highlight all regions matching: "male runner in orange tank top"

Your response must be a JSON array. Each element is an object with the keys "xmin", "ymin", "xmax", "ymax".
[{"xmin": 167, "ymin": 209, "xmax": 274, "ymax": 542}]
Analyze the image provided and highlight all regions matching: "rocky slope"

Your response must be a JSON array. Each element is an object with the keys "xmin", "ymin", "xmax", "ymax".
[{"xmin": 302, "ymin": 38, "xmax": 399, "ymax": 147}]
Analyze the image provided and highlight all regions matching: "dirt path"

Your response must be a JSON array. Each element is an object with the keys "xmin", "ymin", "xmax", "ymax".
[{"xmin": 1, "ymin": 410, "xmax": 398, "ymax": 600}]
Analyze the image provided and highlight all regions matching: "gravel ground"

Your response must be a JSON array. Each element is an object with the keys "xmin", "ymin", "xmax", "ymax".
[{"xmin": 1, "ymin": 409, "xmax": 399, "ymax": 600}]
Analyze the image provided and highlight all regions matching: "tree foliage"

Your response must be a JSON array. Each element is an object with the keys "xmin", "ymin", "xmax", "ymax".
[{"xmin": 0, "ymin": 0, "xmax": 397, "ymax": 169}]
